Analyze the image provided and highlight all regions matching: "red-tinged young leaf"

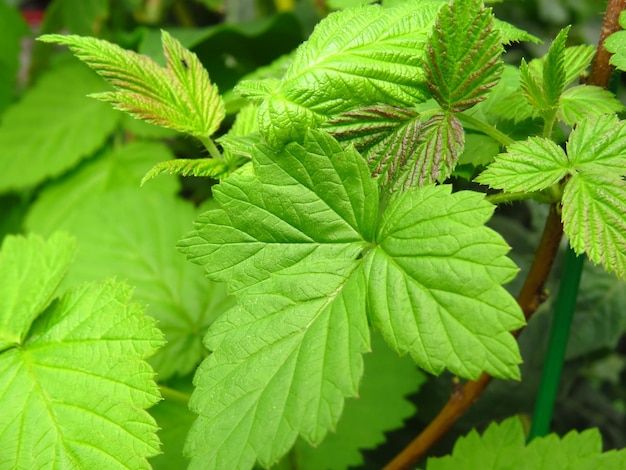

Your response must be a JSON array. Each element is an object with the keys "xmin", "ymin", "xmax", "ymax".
[
  {"xmin": 394, "ymin": 111, "xmax": 464, "ymax": 189},
  {"xmin": 39, "ymin": 31, "xmax": 224, "ymax": 139},
  {"xmin": 425, "ymin": 0, "xmax": 504, "ymax": 112}
]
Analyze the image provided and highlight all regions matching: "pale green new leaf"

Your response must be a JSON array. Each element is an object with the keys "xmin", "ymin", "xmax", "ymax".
[
  {"xmin": 367, "ymin": 185, "xmax": 523, "ymax": 379},
  {"xmin": 0, "ymin": 233, "xmax": 75, "ymax": 352},
  {"xmin": 562, "ymin": 173, "xmax": 626, "ymax": 281},
  {"xmin": 284, "ymin": 334, "xmax": 426, "ymax": 470},
  {"xmin": 566, "ymin": 114, "xmax": 626, "ymax": 175},
  {"xmin": 0, "ymin": 62, "xmax": 120, "ymax": 191},
  {"xmin": 562, "ymin": 44, "xmax": 595, "ymax": 85},
  {"xmin": 31, "ymin": 189, "xmax": 234, "ymax": 381},
  {"xmin": 559, "ymin": 85, "xmax": 624, "ymax": 126},
  {"xmin": 542, "ymin": 26, "xmax": 569, "ymax": 107},
  {"xmin": 426, "ymin": 416, "xmax": 626, "ymax": 469},
  {"xmin": 236, "ymin": 0, "xmax": 444, "ymax": 146},
  {"xmin": 142, "ymin": 158, "xmax": 230, "ymax": 185},
  {"xmin": 425, "ymin": 0, "xmax": 504, "ymax": 112},
  {"xmin": 180, "ymin": 129, "xmax": 523, "ymax": 468},
  {"xmin": 393, "ymin": 111, "xmax": 464, "ymax": 189},
  {"xmin": 0, "ymin": 233, "xmax": 163, "ymax": 469},
  {"xmin": 39, "ymin": 30, "xmax": 225, "ymax": 139},
  {"xmin": 475, "ymin": 137, "xmax": 569, "ymax": 192}
]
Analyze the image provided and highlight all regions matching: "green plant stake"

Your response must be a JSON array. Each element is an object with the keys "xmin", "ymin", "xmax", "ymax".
[{"xmin": 529, "ymin": 245, "xmax": 585, "ymax": 440}]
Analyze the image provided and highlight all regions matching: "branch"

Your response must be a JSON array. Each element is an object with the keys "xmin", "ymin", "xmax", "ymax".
[{"xmin": 586, "ymin": 0, "xmax": 626, "ymax": 88}]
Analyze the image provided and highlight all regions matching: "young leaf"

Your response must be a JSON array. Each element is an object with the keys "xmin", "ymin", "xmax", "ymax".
[
  {"xmin": 393, "ymin": 111, "xmax": 464, "ymax": 189},
  {"xmin": 426, "ymin": 416, "xmax": 626, "ymax": 469},
  {"xmin": 559, "ymin": 85, "xmax": 624, "ymax": 126},
  {"xmin": 235, "ymin": 0, "xmax": 444, "ymax": 146},
  {"xmin": 562, "ymin": 173, "xmax": 626, "ymax": 281},
  {"xmin": 475, "ymin": 137, "xmax": 569, "ymax": 192},
  {"xmin": 0, "ymin": 62, "xmax": 120, "ymax": 191},
  {"xmin": 565, "ymin": 114, "xmax": 626, "ymax": 175},
  {"xmin": 0, "ymin": 233, "xmax": 163, "ymax": 469},
  {"xmin": 141, "ymin": 158, "xmax": 230, "ymax": 185},
  {"xmin": 179, "ymin": 129, "xmax": 524, "ymax": 469},
  {"xmin": 39, "ymin": 30, "xmax": 225, "ymax": 139},
  {"xmin": 425, "ymin": 0, "xmax": 504, "ymax": 112},
  {"xmin": 541, "ymin": 26, "xmax": 569, "ymax": 108}
]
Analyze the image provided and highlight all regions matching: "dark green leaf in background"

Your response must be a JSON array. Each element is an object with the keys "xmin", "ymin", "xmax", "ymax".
[
  {"xmin": 0, "ymin": 2, "xmax": 29, "ymax": 114},
  {"xmin": 0, "ymin": 62, "xmax": 121, "ymax": 192}
]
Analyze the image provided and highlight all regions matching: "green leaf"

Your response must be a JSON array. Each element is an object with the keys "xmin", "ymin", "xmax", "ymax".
[
  {"xmin": 0, "ymin": 2, "xmax": 29, "ymax": 114},
  {"xmin": 562, "ymin": 44, "xmax": 595, "ymax": 85},
  {"xmin": 475, "ymin": 137, "xmax": 569, "ymax": 192},
  {"xmin": 39, "ymin": 30, "xmax": 225, "ymax": 139},
  {"xmin": 492, "ymin": 18, "xmax": 541, "ymax": 45},
  {"xmin": 31, "ymin": 189, "xmax": 234, "ymax": 381},
  {"xmin": 25, "ymin": 141, "xmax": 180, "ymax": 235},
  {"xmin": 562, "ymin": 173, "xmax": 626, "ymax": 281},
  {"xmin": 367, "ymin": 185, "xmax": 523, "ymax": 379},
  {"xmin": 559, "ymin": 85, "xmax": 625, "ymax": 126},
  {"xmin": 567, "ymin": 263, "xmax": 626, "ymax": 359},
  {"xmin": 0, "ymin": 233, "xmax": 75, "ymax": 352},
  {"xmin": 142, "ymin": 158, "xmax": 230, "ymax": 185},
  {"xmin": 542, "ymin": 26, "xmax": 569, "ymax": 108},
  {"xmin": 604, "ymin": 11, "xmax": 626, "ymax": 72},
  {"xmin": 149, "ymin": 381, "xmax": 195, "ymax": 470},
  {"xmin": 217, "ymin": 103, "xmax": 258, "ymax": 165},
  {"xmin": 180, "ymin": 130, "xmax": 378, "ymax": 295},
  {"xmin": 565, "ymin": 114, "xmax": 626, "ymax": 175},
  {"xmin": 236, "ymin": 0, "xmax": 444, "ymax": 146},
  {"xmin": 425, "ymin": 0, "xmax": 504, "ymax": 112},
  {"xmin": 0, "ymin": 62, "xmax": 120, "ymax": 192},
  {"xmin": 393, "ymin": 111, "xmax": 464, "ymax": 189},
  {"xmin": 0, "ymin": 233, "xmax": 163, "ymax": 469},
  {"xmin": 285, "ymin": 333, "xmax": 426, "ymax": 470},
  {"xmin": 180, "ymin": 129, "xmax": 523, "ymax": 468},
  {"xmin": 426, "ymin": 416, "xmax": 626, "ymax": 469}
]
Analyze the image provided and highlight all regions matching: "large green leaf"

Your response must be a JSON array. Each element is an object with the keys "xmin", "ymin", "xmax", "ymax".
[
  {"xmin": 426, "ymin": 416, "xmax": 626, "ymax": 469},
  {"xmin": 179, "ymin": 129, "xmax": 523, "ymax": 469},
  {"xmin": 0, "ymin": 62, "xmax": 120, "ymax": 192},
  {"xmin": 235, "ymin": 0, "xmax": 444, "ymax": 146},
  {"xmin": 425, "ymin": 0, "xmax": 503, "ymax": 112},
  {"xmin": 29, "ymin": 189, "xmax": 233, "ymax": 381},
  {"xmin": 282, "ymin": 334, "xmax": 426, "ymax": 470},
  {"xmin": 0, "ymin": 233, "xmax": 163, "ymax": 469}
]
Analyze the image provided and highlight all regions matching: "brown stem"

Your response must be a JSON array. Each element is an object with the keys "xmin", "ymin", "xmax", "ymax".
[
  {"xmin": 385, "ymin": 2, "xmax": 625, "ymax": 467},
  {"xmin": 385, "ymin": 205, "xmax": 564, "ymax": 470},
  {"xmin": 586, "ymin": 0, "xmax": 626, "ymax": 88}
]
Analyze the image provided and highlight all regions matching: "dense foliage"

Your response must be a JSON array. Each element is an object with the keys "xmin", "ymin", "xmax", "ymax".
[{"xmin": 1, "ymin": 0, "xmax": 626, "ymax": 469}]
